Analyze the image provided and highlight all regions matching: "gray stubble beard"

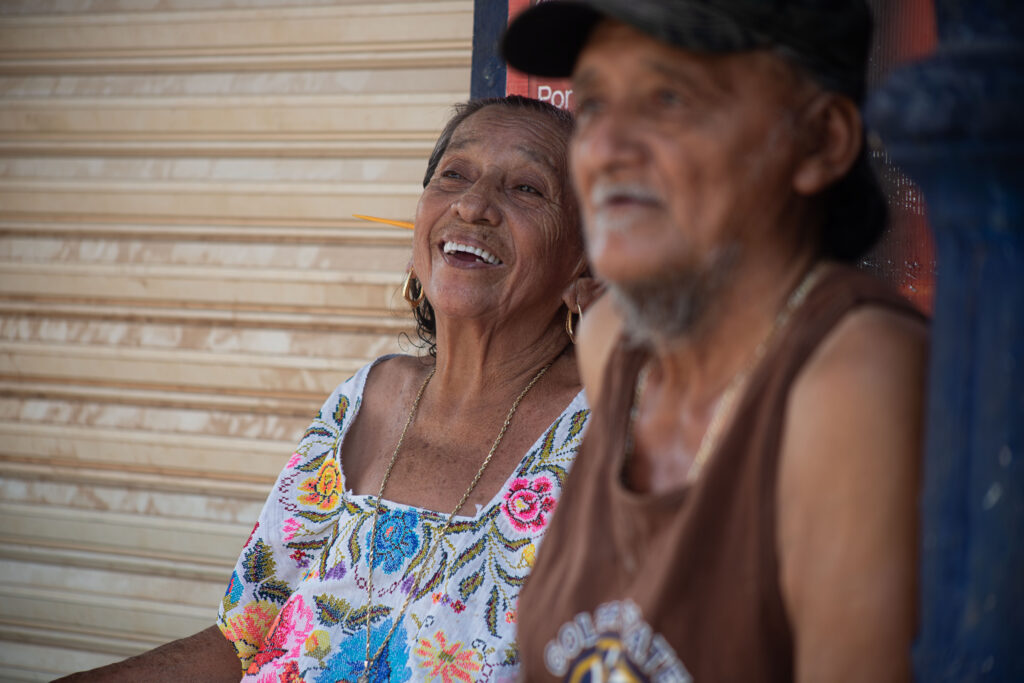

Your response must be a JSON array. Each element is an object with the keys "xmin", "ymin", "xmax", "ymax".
[{"xmin": 607, "ymin": 244, "xmax": 742, "ymax": 349}]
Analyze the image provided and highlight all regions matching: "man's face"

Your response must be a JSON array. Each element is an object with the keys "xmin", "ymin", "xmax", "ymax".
[{"xmin": 570, "ymin": 21, "xmax": 812, "ymax": 299}]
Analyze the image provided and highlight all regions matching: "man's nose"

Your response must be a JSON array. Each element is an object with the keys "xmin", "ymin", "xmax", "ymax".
[
  {"xmin": 574, "ymin": 106, "xmax": 645, "ymax": 174},
  {"xmin": 453, "ymin": 179, "xmax": 501, "ymax": 225}
]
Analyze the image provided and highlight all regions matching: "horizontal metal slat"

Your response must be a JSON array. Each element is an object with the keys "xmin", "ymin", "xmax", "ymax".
[
  {"xmin": 0, "ymin": 2, "xmax": 473, "ymax": 54},
  {"xmin": 0, "ymin": 419, "xmax": 295, "ymax": 480},
  {"xmin": 0, "ymin": 501, "xmax": 251, "ymax": 564},
  {"xmin": 0, "ymin": 262, "xmax": 405, "ymax": 312}
]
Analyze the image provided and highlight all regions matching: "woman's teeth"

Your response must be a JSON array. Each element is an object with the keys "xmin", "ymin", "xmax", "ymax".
[{"xmin": 443, "ymin": 241, "xmax": 502, "ymax": 265}]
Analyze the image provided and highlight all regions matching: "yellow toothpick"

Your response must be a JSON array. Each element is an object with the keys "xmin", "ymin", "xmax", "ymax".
[{"xmin": 353, "ymin": 214, "xmax": 414, "ymax": 229}]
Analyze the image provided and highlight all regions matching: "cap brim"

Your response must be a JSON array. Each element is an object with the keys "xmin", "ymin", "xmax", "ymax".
[{"xmin": 502, "ymin": 2, "xmax": 603, "ymax": 78}]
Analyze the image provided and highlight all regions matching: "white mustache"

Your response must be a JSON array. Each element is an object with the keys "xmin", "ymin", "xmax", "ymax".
[{"xmin": 589, "ymin": 182, "xmax": 662, "ymax": 206}]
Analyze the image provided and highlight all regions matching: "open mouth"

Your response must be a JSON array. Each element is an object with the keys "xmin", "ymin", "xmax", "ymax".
[{"xmin": 442, "ymin": 240, "xmax": 503, "ymax": 266}]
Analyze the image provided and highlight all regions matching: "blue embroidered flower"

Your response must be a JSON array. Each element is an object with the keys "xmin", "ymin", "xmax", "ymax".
[
  {"xmin": 365, "ymin": 509, "xmax": 421, "ymax": 574},
  {"xmin": 317, "ymin": 618, "xmax": 412, "ymax": 683}
]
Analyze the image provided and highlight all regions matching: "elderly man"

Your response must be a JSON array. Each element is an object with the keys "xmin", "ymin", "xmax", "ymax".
[{"xmin": 503, "ymin": 1, "xmax": 928, "ymax": 682}]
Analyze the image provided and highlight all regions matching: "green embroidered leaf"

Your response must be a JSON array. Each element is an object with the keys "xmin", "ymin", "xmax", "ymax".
[
  {"xmin": 537, "ymin": 421, "xmax": 559, "ymax": 460},
  {"xmin": 496, "ymin": 532, "xmax": 532, "ymax": 552},
  {"xmin": 295, "ymin": 508, "xmax": 339, "ymax": 523},
  {"xmin": 257, "ymin": 579, "xmax": 292, "ymax": 604},
  {"xmin": 333, "ymin": 396, "xmax": 349, "ymax": 426},
  {"xmin": 317, "ymin": 530, "xmax": 340, "ymax": 576},
  {"xmin": 496, "ymin": 563, "xmax": 527, "ymax": 588},
  {"xmin": 485, "ymin": 586, "xmax": 501, "ymax": 638},
  {"xmin": 458, "ymin": 569, "xmax": 484, "ymax": 601},
  {"xmin": 414, "ymin": 565, "xmax": 445, "ymax": 601},
  {"xmin": 537, "ymin": 463, "xmax": 569, "ymax": 485},
  {"xmin": 242, "ymin": 540, "xmax": 276, "ymax": 584},
  {"xmin": 348, "ymin": 516, "xmax": 365, "ymax": 565},
  {"xmin": 349, "ymin": 603, "xmax": 390, "ymax": 630},
  {"xmin": 450, "ymin": 536, "xmax": 486, "ymax": 575},
  {"xmin": 503, "ymin": 643, "xmax": 520, "ymax": 666},
  {"xmin": 565, "ymin": 409, "xmax": 589, "ymax": 443},
  {"xmin": 302, "ymin": 426, "xmax": 333, "ymax": 441},
  {"xmin": 296, "ymin": 451, "xmax": 329, "ymax": 473},
  {"xmin": 286, "ymin": 538, "xmax": 330, "ymax": 552},
  {"xmin": 314, "ymin": 594, "xmax": 352, "ymax": 626}
]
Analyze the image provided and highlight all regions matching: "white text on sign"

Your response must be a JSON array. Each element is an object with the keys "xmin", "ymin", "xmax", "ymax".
[{"xmin": 537, "ymin": 85, "xmax": 573, "ymax": 110}]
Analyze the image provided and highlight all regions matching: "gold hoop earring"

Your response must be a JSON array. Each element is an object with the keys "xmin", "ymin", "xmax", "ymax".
[
  {"xmin": 402, "ymin": 269, "xmax": 425, "ymax": 307},
  {"xmin": 565, "ymin": 303, "xmax": 582, "ymax": 344}
]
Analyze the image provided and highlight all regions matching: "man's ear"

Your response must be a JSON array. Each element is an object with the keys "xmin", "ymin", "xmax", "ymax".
[{"xmin": 793, "ymin": 94, "xmax": 863, "ymax": 196}]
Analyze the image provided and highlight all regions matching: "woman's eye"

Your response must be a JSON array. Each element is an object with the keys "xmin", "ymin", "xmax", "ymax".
[
  {"xmin": 441, "ymin": 170, "xmax": 463, "ymax": 180},
  {"xmin": 515, "ymin": 184, "xmax": 540, "ymax": 195}
]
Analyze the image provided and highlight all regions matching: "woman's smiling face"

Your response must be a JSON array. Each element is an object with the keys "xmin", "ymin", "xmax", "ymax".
[{"xmin": 412, "ymin": 105, "xmax": 582, "ymax": 329}]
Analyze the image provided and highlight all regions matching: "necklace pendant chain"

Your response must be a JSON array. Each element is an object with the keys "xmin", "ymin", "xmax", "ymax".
[
  {"xmin": 687, "ymin": 264, "xmax": 825, "ymax": 479},
  {"xmin": 361, "ymin": 358, "xmax": 555, "ymax": 676}
]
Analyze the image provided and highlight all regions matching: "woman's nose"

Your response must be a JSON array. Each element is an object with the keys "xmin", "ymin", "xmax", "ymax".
[{"xmin": 453, "ymin": 181, "xmax": 501, "ymax": 225}]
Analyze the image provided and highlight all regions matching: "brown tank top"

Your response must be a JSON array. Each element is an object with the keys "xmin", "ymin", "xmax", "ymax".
[{"xmin": 515, "ymin": 265, "xmax": 925, "ymax": 682}]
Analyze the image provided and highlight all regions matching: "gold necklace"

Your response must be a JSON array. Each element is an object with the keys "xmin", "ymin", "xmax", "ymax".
[
  {"xmin": 629, "ymin": 265, "xmax": 824, "ymax": 485},
  {"xmin": 356, "ymin": 360, "xmax": 554, "ymax": 683}
]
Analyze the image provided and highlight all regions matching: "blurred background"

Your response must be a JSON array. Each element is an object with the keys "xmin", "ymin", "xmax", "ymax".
[
  {"xmin": 0, "ymin": 0, "xmax": 939, "ymax": 681},
  {"xmin": 0, "ymin": 1, "xmax": 470, "ymax": 679}
]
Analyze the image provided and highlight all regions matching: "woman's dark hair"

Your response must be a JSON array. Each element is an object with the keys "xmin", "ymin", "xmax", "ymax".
[{"xmin": 410, "ymin": 95, "xmax": 575, "ymax": 357}]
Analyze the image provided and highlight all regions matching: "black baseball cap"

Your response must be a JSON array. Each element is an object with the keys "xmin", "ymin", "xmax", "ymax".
[{"xmin": 502, "ymin": 0, "xmax": 873, "ymax": 102}]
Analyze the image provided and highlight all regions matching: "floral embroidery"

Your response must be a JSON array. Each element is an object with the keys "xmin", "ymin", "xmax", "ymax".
[
  {"xmin": 432, "ymin": 592, "xmax": 467, "ymax": 613},
  {"xmin": 297, "ymin": 459, "xmax": 341, "ymax": 512},
  {"xmin": 366, "ymin": 508, "xmax": 421, "ymax": 573},
  {"xmin": 218, "ymin": 362, "xmax": 588, "ymax": 682},
  {"xmin": 501, "ymin": 476, "xmax": 556, "ymax": 532},
  {"xmin": 282, "ymin": 518, "xmax": 301, "ymax": 543},
  {"xmin": 318, "ymin": 619, "xmax": 412, "ymax": 683},
  {"xmin": 415, "ymin": 631, "xmax": 483, "ymax": 682},
  {"xmin": 221, "ymin": 601, "xmax": 280, "ymax": 669}
]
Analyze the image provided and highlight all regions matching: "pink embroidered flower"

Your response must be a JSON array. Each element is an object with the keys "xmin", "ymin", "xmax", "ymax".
[
  {"xmin": 247, "ymin": 595, "xmax": 315, "ymax": 675},
  {"xmin": 501, "ymin": 476, "xmax": 556, "ymax": 532},
  {"xmin": 286, "ymin": 452, "xmax": 302, "ymax": 468},
  {"xmin": 415, "ymin": 631, "xmax": 482, "ymax": 682},
  {"xmin": 281, "ymin": 517, "xmax": 301, "ymax": 543}
]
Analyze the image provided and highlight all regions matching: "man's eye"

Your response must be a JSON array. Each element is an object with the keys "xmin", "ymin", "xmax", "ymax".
[
  {"xmin": 441, "ymin": 170, "xmax": 464, "ymax": 180},
  {"xmin": 516, "ymin": 184, "xmax": 540, "ymax": 195},
  {"xmin": 655, "ymin": 89, "xmax": 685, "ymax": 107},
  {"xmin": 575, "ymin": 96, "xmax": 602, "ymax": 118}
]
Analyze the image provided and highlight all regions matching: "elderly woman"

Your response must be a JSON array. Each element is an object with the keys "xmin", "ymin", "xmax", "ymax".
[{"xmin": 57, "ymin": 95, "xmax": 596, "ymax": 683}]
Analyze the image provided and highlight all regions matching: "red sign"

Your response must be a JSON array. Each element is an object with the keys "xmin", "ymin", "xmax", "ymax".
[{"xmin": 506, "ymin": 0, "xmax": 575, "ymax": 111}]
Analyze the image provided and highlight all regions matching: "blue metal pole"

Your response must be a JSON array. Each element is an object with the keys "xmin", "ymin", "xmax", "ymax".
[
  {"xmin": 471, "ymin": 0, "xmax": 508, "ymax": 99},
  {"xmin": 866, "ymin": 2, "xmax": 1024, "ymax": 680}
]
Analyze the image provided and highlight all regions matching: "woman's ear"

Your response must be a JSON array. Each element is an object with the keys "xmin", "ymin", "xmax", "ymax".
[
  {"xmin": 792, "ymin": 94, "xmax": 863, "ymax": 196},
  {"xmin": 562, "ymin": 271, "xmax": 605, "ymax": 313}
]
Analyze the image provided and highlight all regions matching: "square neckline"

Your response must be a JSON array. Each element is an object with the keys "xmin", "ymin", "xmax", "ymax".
[{"xmin": 333, "ymin": 353, "xmax": 587, "ymax": 522}]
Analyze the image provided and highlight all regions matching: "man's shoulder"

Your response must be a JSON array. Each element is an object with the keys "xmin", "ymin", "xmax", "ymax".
[{"xmin": 799, "ymin": 303, "xmax": 928, "ymax": 399}]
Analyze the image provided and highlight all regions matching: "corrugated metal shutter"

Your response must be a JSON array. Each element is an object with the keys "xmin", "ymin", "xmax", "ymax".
[{"xmin": 0, "ymin": 1, "xmax": 472, "ymax": 679}]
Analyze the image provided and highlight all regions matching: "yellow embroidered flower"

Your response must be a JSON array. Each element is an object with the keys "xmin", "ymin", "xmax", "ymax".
[
  {"xmin": 415, "ymin": 631, "xmax": 482, "ymax": 682},
  {"xmin": 297, "ymin": 459, "xmax": 341, "ymax": 511},
  {"xmin": 305, "ymin": 629, "xmax": 331, "ymax": 665},
  {"xmin": 220, "ymin": 601, "xmax": 280, "ymax": 669}
]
